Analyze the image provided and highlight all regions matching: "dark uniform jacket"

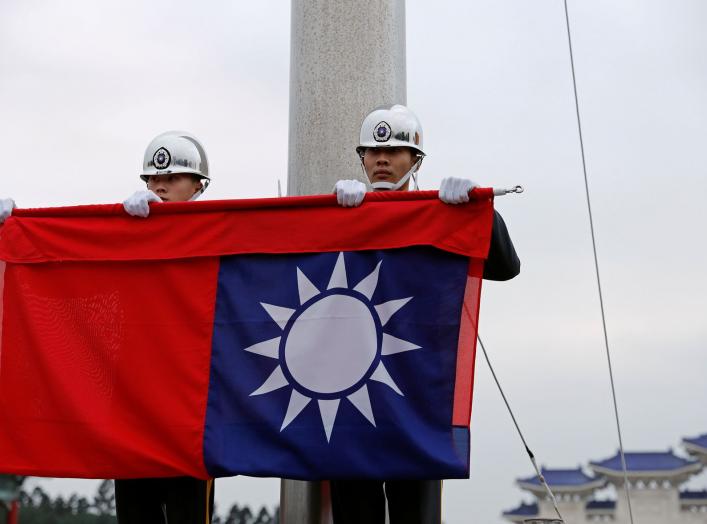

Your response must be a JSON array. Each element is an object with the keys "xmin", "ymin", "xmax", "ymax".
[{"xmin": 483, "ymin": 210, "xmax": 520, "ymax": 281}]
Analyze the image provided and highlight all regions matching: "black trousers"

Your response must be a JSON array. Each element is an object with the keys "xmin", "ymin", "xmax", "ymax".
[
  {"xmin": 330, "ymin": 479, "xmax": 442, "ymax": 524},
  {"xmin": 115, "ymin": 477, "xmax": 214, "ymax": 524}
]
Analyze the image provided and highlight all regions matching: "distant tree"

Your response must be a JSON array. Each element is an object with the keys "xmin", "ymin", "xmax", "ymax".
[
  {"xmin": 54, "ymin": 495, "xmax": 70, "ymax": 515},
  {"xmin": 92, "ymin": 480, "xmax": 115, "ymax": 516},
  {"xmin": 30, "ymin": 486, "xmax": 53, "ymax": 510},
  {"xmin": 224, "ymin": 503, "xmax": 253, "ymax": 524},
  {"xmin": 252, "ymin": 506, "xmax": 273, "ymax": 524},
  {"xmin": 16, "ymin": 482, "xmax": 117, "ymax": 523},
  {"xmin": 67, "ymin": 494, "xmax": 91, "ymax": 515}
]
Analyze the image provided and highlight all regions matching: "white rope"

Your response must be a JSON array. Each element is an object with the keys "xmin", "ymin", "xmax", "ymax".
[{"xmin": 561, "ymin": 1, "xmax": 635, "ymax": 521}]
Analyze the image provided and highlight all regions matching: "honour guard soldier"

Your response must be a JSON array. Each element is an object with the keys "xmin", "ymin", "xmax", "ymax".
[
  {"xmin": 118, "ymin": 131, "xmax": 215, "ymax": 524},
  {"xmin": 332, "ymin": 105, "xmax": 520, "ymax": 524},
  {"xmin": 124, "ymin": 130, "xmax": 210, "ymax": 217}
]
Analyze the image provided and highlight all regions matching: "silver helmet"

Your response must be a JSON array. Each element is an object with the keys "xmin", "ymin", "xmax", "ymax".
[
  {"xmin": 356, "ymin": 105, "xmax": 425, "ymax": 191},
  {"xmin": 356, "ymin": 104, "xmax": 425, "ymax": 158},
  {"xmin": 141, "ymin": 130, "xmax": 210, "ymax": 183}
]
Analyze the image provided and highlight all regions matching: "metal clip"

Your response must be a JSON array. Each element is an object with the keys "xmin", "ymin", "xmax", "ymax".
[{"xmin": 494, "ymin": 185, "xmax": 525, "ymax": 196}]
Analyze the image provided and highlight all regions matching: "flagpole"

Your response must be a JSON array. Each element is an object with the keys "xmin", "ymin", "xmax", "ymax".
[
  {"xmin": 287, "ymin": 0, "xmax": 407, "ymax": 197},
  {"xmin": 284, "ymin": 1, "xmax": 407, "ymax": 522}
]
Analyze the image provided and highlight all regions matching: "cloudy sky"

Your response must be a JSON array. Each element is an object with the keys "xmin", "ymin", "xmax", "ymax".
[{"xmin": 2, "ymin": 1, "xmax": 706, "ymax": 523}]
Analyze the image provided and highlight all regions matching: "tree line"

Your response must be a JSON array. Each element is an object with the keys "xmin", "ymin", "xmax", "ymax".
[{"xmin": 1, "ymin": 480, "xmax": 278, "ymax": 524}]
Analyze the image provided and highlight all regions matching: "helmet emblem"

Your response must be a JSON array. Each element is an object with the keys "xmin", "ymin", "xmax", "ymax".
[
  {"xmin": 153, "ymin": 147, "xmax": 171, "ymax": 170},
  {"xmin": 373, "ymin": 121, "xmax": 391, "ymax": 142}
]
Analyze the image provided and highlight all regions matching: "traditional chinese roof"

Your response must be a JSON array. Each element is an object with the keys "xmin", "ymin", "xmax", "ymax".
[
  {"xmin": 683, "ymin": 434, "xmax": 707, "ymax": 452},
  {"xmin": 518, "ymin": 467, "xmax": 599, "ymax": 487},
  {"xmin": 680, "ymin": 490, "xmax": 707, "ymax": 500},
  {"xmin": 586, "ymin": 499, "xmax": 616, "ymax": 510},
  {"xmin": 502, "ymin": 501, "xmax": 538, "ymax": 517},
  {"xmin": 590, "ymin": 451, "xmax": 700, "ymax": 473}
]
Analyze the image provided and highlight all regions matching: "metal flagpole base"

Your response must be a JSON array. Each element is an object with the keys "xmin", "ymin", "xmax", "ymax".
[{"xmin": 280, "ymin": 479, "xmax": 333, "ymax": 524}]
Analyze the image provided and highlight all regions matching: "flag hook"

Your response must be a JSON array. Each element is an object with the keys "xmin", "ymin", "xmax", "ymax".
[{"xmin": 493, "ymin": 185, "xmax": 524, "ymax": 196}]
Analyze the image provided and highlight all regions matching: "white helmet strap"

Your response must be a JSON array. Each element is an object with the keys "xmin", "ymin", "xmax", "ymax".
[
  {"xmin": 369, "ymin": 156, "xmax": 424, "ymax": 191},
  {"xmin": 411, "ymin": 169, "xmax": 419, "ymax": 191},
  {"xmin": 189, "ymin": 179, "xmax": 209, "ymax": 201}
]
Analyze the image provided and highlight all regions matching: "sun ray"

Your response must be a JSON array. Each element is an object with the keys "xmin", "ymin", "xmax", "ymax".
[
  {"xmin": 296, "ymin": 268, "xmax": 320, "ymax": 305},
  {"xmin": 280, "ymin": 389, "xmax": 311, "ymax": 431},
  {"xmin": 318, "ymin": 399, "xmax": 340, "ymax": 442},
  {"xmin": 353, "ymin": 261, "xmax": 382, "ymax": 300},
  {"xmin": 243, "ymin": 337, "xmax": 281, "ymax": 359},
  {"xmin": 260, "ymin": 303, "xmax": 295, "ymax": 330},
  {"xmin": 374, "ymin": 297, "xmax": 412, "ymax": 327},
  {"xmin": 327, "ymin": 252, "xmax": 348, "ymax": 290},
  {"xmin": 347, "ymin": 384, "xmax": 376, "ymax": 426},
  {"xmin": 250, "ymin": 366, "xmax": 289, "ymax": 396},
  {"xmin": 381, "ymin": 333, "xmax": 420, "ymax": 356},
  {"xmin": 370, "ymin": 362, "xmax": 403, "ymax": 395}
]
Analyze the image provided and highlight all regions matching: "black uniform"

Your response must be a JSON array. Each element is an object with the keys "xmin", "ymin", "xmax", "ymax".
[
  {"xmin": 115, "ymin": 477, "xmax": 214, "ymax": 524},
  {"xmin": 330, "ymin": 210, "xmax": 520, "ymax": 524}
]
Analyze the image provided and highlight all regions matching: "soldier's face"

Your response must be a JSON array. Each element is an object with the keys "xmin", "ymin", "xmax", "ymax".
[
  {"xmin": 146, "ymin": 173, "xmax": 202, "ymax": 202},
  {"xmin": 362, "ymin": 147, "xmax": 417, "ymax": 191}
]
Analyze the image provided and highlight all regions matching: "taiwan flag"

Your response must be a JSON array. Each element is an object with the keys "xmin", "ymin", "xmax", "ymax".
[{"xmin": 0, "ymin": 190, "xmax": 493, "ymax": 480}]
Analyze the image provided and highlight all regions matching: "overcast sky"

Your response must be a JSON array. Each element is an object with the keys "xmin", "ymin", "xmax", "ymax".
[{"xmin": 2, "ymin": 1, "xmax": 706, "ymax": 523}]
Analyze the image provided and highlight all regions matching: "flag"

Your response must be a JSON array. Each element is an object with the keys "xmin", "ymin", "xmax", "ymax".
[{"xmin": 0, "ymin": 190, "xmax": 493, "ymax": 480}]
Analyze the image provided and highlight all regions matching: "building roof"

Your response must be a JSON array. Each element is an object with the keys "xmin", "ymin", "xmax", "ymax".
[
  {"xmin": 590, "ymin": 451, "xmax": 699, "ymax": 472},
  {"xmin": 680, "ymin": 490, "xmax": 707, "ymax": 500},
  {"xmin": 502, "ymin": 502, "xmax": 538, "ymax": 517},
  {"xmin": 517, "ymin": 467, "xmax": 598, "ymax": 487},
  {"xmin": 586, "ymin": 499, "xmax": 616, "ymax": 510},
  {"xmin": 683, "ymin": 434, "xmax": 707, "ymax": 451}
]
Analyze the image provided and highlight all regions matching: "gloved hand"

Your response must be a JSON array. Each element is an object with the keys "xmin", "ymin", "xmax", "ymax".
[
  {"xmin": 123, "ymin": 190, "xmax": 162, "ymax": 218},
  {"xmin": 334, "ymin": 179, "xmax": 367, "ymax": 207},
  {"xmin": 0, "ymin": 198, "xmax": 15, "ymax": 224},
  {"xmin": 439, "ymin": 177, "xmax": 480, "ymax": 204}
]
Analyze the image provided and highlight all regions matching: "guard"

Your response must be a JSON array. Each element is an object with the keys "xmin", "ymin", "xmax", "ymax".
[{"xmin": 332, "ymin": 104, "xmax": 520, "ymax": 524}]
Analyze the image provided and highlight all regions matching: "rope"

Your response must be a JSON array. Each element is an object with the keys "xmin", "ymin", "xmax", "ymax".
[
  {"xmin": 476, "ymin": 335, "xmax": 564, "ymax": 522},
  {"xmin": 561, "ymin": 1, "xmax": 635, "ymax": 521}
]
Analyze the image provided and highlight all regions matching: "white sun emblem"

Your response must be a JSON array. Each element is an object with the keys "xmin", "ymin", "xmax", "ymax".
[{"xmin": 244, "ymin": 252, "xmax": 420, "ymax": 442}]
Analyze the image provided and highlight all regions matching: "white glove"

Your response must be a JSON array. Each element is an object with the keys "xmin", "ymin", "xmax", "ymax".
[
  {"xmin": 334, "ymin": 179, "xmax": 367, "ymax": 207},
  {"xmin": 123, "ymin": 190, "xmax": 162, "ymax": 218},
  {"xmin": 439, "ymin": 177, "xmax": 480, "ymax": 204},
  {"xmin": 0, "ymin": 198, "xmax": 15, "ymax": 224}
]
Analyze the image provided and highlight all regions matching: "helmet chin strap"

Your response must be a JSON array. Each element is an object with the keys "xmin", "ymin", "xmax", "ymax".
[
  {"xmin": 189, "ymin": 179, "xmax": 209, "ymax": 201},
  {"xmin": 369, "ymin": 157, "xmax": 424, "ymax": 191}
]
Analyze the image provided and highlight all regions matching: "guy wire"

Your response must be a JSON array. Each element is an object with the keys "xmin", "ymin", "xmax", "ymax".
[
  {"xmin": 561, "ymin": 1, "xmax": 635, "ymax": 521},
  {"xmin": 476, "ymin": 333, "xmax": 564, "ymax": 522}
]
